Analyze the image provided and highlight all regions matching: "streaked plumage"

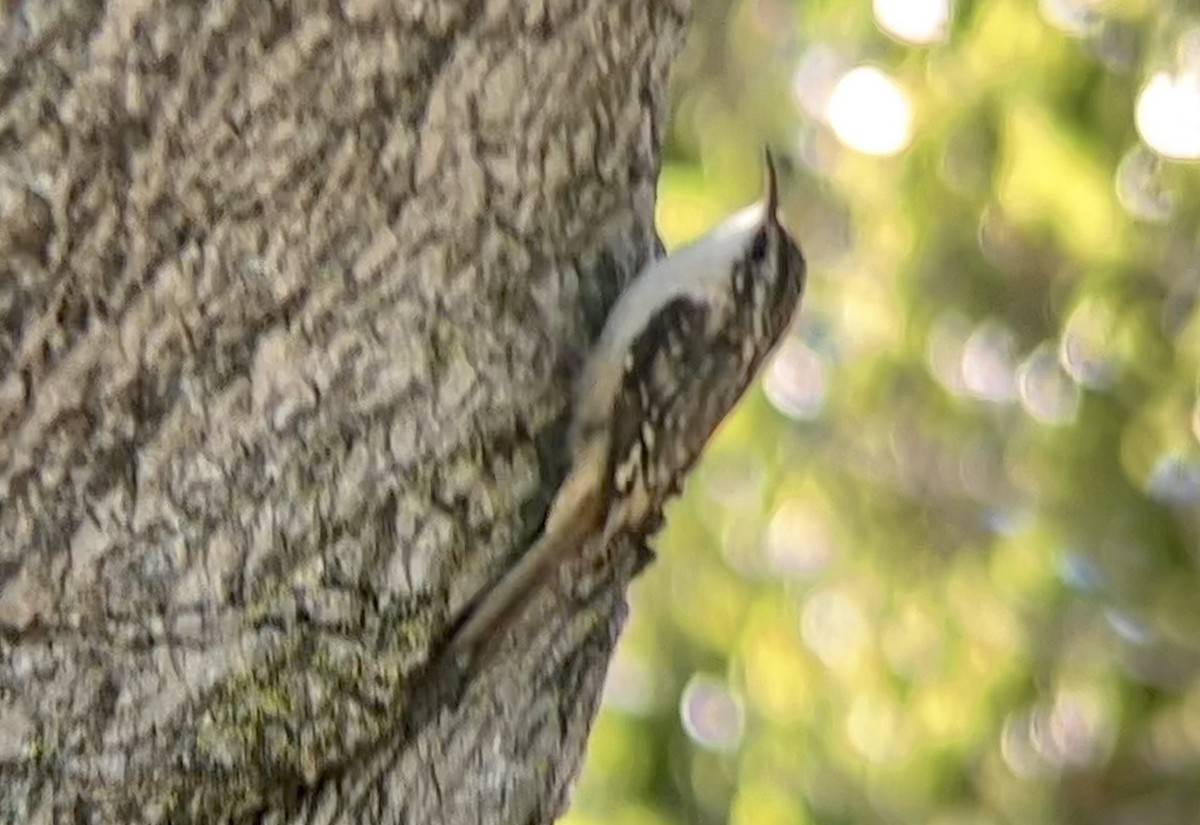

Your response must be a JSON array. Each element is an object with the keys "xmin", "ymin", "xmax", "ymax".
[{"xmin": 449, "ymin": 150, "xmax": 806, "ymax": 660}]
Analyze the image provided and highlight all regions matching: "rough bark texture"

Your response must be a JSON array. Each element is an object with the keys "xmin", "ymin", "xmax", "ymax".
[{"xmin": 0, "ymin": 1, "xmax": 689, "ymax": 822}]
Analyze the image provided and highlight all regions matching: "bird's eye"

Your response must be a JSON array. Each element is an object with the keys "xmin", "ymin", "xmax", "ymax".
[{"xmin": 749, "ymin": 229, "xmax": 769, "ymax": 263}]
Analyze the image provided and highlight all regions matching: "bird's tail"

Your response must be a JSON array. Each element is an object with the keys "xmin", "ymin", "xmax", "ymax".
[{"xmin": 446, "ymin": 452, "xmax": 606, "ymax": 663}]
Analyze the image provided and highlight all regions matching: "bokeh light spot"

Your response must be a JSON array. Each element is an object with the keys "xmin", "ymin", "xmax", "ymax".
[
  {"xmin": 1103, "ymin": 608, "xmax": 1154, "ymax": 646},
  {"xmin": 846, "ymin": 693, "xmax": 910, "ymax": 764},
  {"xmin": 1003, "ymin": 689, "xmax": 1118, "ymax": 777},
  {"xmin": 984, "ymin": 508, "xmax": 1030, "ymax": 537},
  {"xmin": 1017, "ymin": 344, "xmax": 1080, "ymax": 425},
  {"xmin": 961, "ymin": 322, "xmax": 1018, "ymax": 403},
  {"xmin": 801, "ymin": 587, "xmax": 871, "ymax": 670},
  {"xmin": 680, "ymin": 675, "xmax": 745, "ymax": 752},
  {"xmin": 765, "ymin": 499, "xmax": 834, "ymax": 577},
  {"xmin": 1002, "ymin": 710, "xmax": 1055, "ymax": 778},
  {"xmin": 1059, "ymin": 297, "xmax": 1116, "ymax": 388},
  {"xmin": 1038, "ymin": 0, "xmax": 1098, "ymax": 36},
  {"xmin": 764, "ymin": 338, "xmax": 827, "ymax": 420},
  {"xmin": 1136, "ymin": 71, "xmax": 1200, "ymax": 160},
  {"xmin": 1032, "ymin": 688, "xmax": 1116, "ymax": 769},
  {"xmin": 1115, "ymin": 145, "xmax": 1174, "ymax": 223},
  {"xmin": 1145, "ymin": 453, "xmax": 1200, "ymax": 505},
  {"xmin": 926, "ymin": 312, "xmax": 971, "ymax": 395},
  {"xmin": 1056, "ymin": 550, "xmax": 1107, "ymax": 593},
  {"xmin": 793, "ymin": 45, "xmax": 847, "ymax": 120},
  {"xmin": 825, "ymin": 66, "xmax": 913, "ymax": 157},
  {"xmin": 873, "ymin": 0, "xmax": 950, "ymax": 46}
]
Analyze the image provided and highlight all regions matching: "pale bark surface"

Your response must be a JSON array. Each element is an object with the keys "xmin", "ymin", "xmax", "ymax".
[{"xmin": 0, "ymin": 1, "xmax": 689, "ymax": 822}]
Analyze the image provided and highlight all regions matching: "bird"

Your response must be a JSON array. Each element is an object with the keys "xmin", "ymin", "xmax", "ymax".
[{"xmin": 448, "ymin": 149, "xmax": 807, "ymax": 662}]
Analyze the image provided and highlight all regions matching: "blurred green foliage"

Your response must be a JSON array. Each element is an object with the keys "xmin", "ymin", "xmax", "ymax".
[{"xmin": 566, "ymin": 1, "xmax": 1200, "ymax": 823}]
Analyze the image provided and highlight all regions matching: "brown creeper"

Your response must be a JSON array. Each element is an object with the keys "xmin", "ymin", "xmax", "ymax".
[{"xmin": 449, "ymin": 150, "xmax": 806, "ymax": 659}]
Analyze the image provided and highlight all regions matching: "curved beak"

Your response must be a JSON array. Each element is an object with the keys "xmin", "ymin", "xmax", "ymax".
[{"xmin": 763, "ymin": 147, "xmax": 779, "ymax": 216}]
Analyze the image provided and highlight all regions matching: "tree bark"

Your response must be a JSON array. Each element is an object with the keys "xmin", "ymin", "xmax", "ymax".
[{"xmin": 0, "ymin": 1, "xmax": 689, "ymax": 822}]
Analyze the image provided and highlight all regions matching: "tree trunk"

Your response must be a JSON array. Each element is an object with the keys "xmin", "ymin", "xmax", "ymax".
[{"xmin": 0, "ymin": 1, "xmax": 689, "ymax": 821}]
